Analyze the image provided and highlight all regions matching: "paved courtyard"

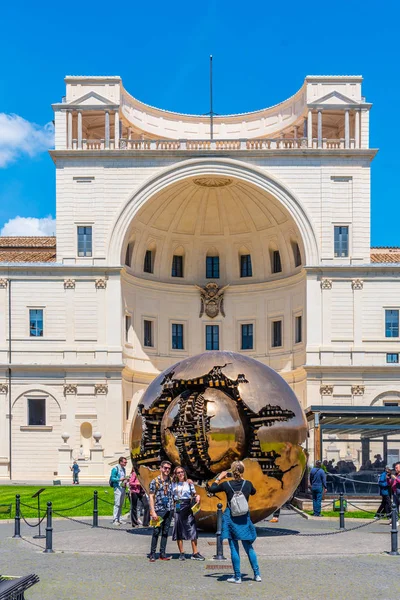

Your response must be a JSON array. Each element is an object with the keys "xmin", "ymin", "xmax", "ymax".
[{"xmin": 1, "ymin": 509, "xmax": 399, "ymax": 599}]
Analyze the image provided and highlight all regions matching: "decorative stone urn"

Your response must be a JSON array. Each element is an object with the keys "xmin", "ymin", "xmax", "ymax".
[
  {"xmin": 93, "ymin": 431, "xmax": 102, "ymax": 445},
  {"xmin": 61, "ymin": 432, "xmax": 70, "ymax": 444}
]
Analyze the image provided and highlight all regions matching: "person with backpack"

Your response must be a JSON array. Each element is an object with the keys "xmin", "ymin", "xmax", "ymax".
[
  {"xmin": 209, "ymin": 460, "xmax": 261, "ymax": 584},
  {"xmin": 309, "ymin": 460, "xmax": 327, "ymax": 517},
  {"xmin": 375, "ymin": 466, "xmax": 392, "ymax": 518},
  {"xmin": 109, "ymin": 456, "xmax": 128, "ymax": 525}
]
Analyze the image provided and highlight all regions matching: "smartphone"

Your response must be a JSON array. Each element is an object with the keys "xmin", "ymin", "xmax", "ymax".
[{"xmin": 227, "ymin": 472, "xmax": 232, "ymax": 478}]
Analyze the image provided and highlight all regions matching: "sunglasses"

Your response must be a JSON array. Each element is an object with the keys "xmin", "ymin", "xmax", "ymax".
[
  {"xmin": 162, "ymin": 466, "xmax": 171, "ymax": 470},
  {"xmin": 176, "ymin": 471, "xmax": 184, "ymax": 475}
]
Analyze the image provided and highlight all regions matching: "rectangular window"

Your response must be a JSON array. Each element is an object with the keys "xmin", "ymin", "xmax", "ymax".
[
  {"xmin": 272, "ymin": 251, "xmax": 282, "ymax": 274},
  {"xmin": 125, "ymin": 242, "xmax": 134, "ymax": 267},
  {"xmin": 29, "ymin": 309, "xmax": 43, "ymax": 337},
  {"xmin": 172, "ymin": 255, "xmax": 183, "ymax": 278},
  {"xmin": 77, "ymin": 226, "xmax": 92, "ymax": 257},
  {"xmin": 240, "ymin": 255, "xmax": 252, "ymax": 278},
  {"xmin": 28, "ymin": 398, "xmax": 46, "ymax": 426},
  {"xmin": 385, "ymin": 310, "xmax": 399, "ymax": 338},
  {"xmin": 172, "ymin": 323, "xmax": 184, "ymax": 349},
  {"xmin": 206, "ymin": 256, "xmax": 220, "ymax": 279},
  {"xmin": 295, "ymin": 315, "xmax": 302, "ymax": 344},
  {"xmin": 144, "ymin": 250, "xmax": 153, "ymax": 273},
  {"xmin": 241, "ymin": 323, "xmax": 253, "ymax": 350},
  {"xmin": 144, "ymin": 320, "xmax": 154, "ymax": 347},
  {"xmin": 206, "ymin": 324, "xmax": 219, "ymax": 350},
  {"xmin": 334, "ymin": 226, "xmax": 349, "ymax": 257},
  {"xmin": 387, "ymin": 353, "xmax": 399, "ymax": 364},
  {"xmin": 272, "ymin": 320, "xmax": 282, "ymax": 348},
  {"xmin": 125, "ymin": 315, "xmax": 132, "ymax": 343},
  {"xmin": 293, "ymin": 243, "xmax": 302, "ymax": 267}
]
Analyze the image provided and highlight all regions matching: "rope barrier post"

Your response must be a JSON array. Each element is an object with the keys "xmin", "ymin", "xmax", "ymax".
[
  {"xmin": 212, "ymin": 503, "xmax": 227, "ymax": 561},
  {"xmin": 13, "ymin": 494, "xmax": 21, "ymax": 539},
  {"xmin": 44, "ymin": 501, "xmax": 54, "ymax": 553},
  {"xmin": 389, "ymin": 501, "xmax": 399, "ymax": 556},
  {"xmin": 93, "ymin": 490, "xmax": 99, "ymax": 528},
  {"xmin": 339, "ymin": 492, "xmax": 345, "ymax": 530}
]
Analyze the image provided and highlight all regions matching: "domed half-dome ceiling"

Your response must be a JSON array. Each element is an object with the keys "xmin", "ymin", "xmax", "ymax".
[
  {"xmin": 125, "ymin": 175, "xmax": 304, "ymax": 284},
  {"xmin": 135, "ymin": 176, "xmax": 289, "ymax": 237}
]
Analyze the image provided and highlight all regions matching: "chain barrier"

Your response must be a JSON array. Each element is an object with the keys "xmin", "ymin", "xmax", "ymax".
[
  {"xmin": 97, "ymin": 496, "xmax": 115, "ymax": 507},
  {"xmin": 52, "ymin": 509, "xmax": 131, "ymax": 532},
  {"xmin": 20, "ymin": 501, "xmax": 42, "ymax": 511},
  {"xmin": 19, "ymin": 508, "xmax": 47, "ymax": 528},
  {"xmin": 346, "ymin": 500, "xmax": 381, "ymax": 515},
  {"xmin": 53, "ymin": 498, "xmax": 93, "ymax": 512}
]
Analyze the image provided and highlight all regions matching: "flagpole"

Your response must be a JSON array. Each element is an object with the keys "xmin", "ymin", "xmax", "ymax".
[{"xmin": 210, "ymin": 55, "xmax": 213, "ymax": 141}]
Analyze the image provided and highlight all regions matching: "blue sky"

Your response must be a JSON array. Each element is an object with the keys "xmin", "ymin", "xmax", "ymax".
[{"xmin": 0, "ymin": 0, "xmax": 399, "ymax": 244}]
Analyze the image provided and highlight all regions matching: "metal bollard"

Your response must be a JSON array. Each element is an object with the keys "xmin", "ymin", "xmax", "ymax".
[
  {"xmin": 212, "ymin": 503, "xmax": 227, "ymax": 561},
  {"xmin": 13, "ymin": 494, "xmax": 21, "ymax": 539},
  {"xmin": 389, "ymin": 501, "xmax": 399, "ymax": 556},
  {"xmin": 44, "ymin": 501, "xmax": 54, "ymax": 553},
  {"xmin": 339, "ymin": 492, "xmax": 345, "ymax": 530},
  {"xmin": 93, "ymin": 490, "xmax": 99, "ymax": 528}
]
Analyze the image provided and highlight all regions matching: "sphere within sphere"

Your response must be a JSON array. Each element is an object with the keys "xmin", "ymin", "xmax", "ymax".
[{"xmin": 130, "ymin": 351, "xmax": 308, "ymax": 531}]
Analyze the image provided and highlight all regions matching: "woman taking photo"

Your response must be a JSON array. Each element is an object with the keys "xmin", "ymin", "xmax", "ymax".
[
  {"xmin": 171, "ymin": 466, "xmax": 205, "ymax": 561},
  {"xmin": 209, "ymin": 460, "xmax": 261, "ymax": 584}
]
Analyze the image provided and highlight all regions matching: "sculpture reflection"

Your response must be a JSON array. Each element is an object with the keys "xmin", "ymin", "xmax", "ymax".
[{"xmin": 130, "ymin": 351, "xmax": 307, "ymax": 530}]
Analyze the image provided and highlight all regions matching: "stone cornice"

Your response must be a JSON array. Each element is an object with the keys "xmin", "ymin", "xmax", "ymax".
[
  {"xmin": 0, "ymin": 266, "xmax": 121, "ymax": 274},
  {"xmin": 49, "ymin": 148, "xmax": 378, "ymax": 164},
  {"xmin": 305, "ymin": 365, "xmax": 400, "ymax": 376},
  {"xmin": 121, "ymin": 268, "xmax": 305, "ymax": 294},
  {"xmin": 0, "ymin": 364, "xmax": 124, "ymax": 372},
  {"xmin": 52, "ymin": 103, "xmax": 119, "ymax": 111},
  {"xmin": 306, "ymin": 265, "xmax": 400, "ymax": 273}
]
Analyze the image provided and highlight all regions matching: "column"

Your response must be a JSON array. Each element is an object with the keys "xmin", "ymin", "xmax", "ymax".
[
  {"xmin": 361, "ymin": 438, "xmax": 370, "ymax": 468},
  {"xmin": 77, "ymin": 111, "xmax": 82, "ymax": 150},
  {"xmin": 317, "ymin": 110, "xmax": 322, "ymax": 149},
  {"xmin": 105, "ymin": 111, "xmax": 110, "ymax": 149},
  {"xmin": 294, "ymin": 126, "xmax": 298, "ymax": 139},
  {"xmin": 67, "ymin": 111, "xmax": 73, "ymax": 149},
  {"xmin": 344, "ymin": 109, "xmax": 350, "ymax": 149},
  {"xmin": 114, "ymin": 110, "xmax": 119, "ymax": 149},
  {"xmin": 307, "ymin": 109, "xmax": 313, "ymax": 148},
  {"xmin": 355, "ymin": 109, "xmax": 360, "ymax": 149}
]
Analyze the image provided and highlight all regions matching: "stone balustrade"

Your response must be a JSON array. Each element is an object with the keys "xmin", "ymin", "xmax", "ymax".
[{"xmin": 69, "ymin": 137, "xmax": 357, "ymax": 152}]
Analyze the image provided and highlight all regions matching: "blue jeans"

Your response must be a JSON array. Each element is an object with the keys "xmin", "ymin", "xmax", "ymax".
[
  {"xmin": 228, "ymin": 539, "xmax": 260, "ymax": 579},
  {"xmin": 312, "ymin": 488, "xmax": 323, "ymax": 515}
]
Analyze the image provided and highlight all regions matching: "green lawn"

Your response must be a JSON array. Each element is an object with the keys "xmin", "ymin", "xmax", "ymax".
[
  {"xmin": 304, "ymin": 509, "xmax": 380, "ymax": 519},
  {"xmin": 0, "ymin": 486, "xmax": 131, "ymax": 520}
]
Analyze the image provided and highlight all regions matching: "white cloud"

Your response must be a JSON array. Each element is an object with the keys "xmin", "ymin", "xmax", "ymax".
[
  {"xmin": 0, "ymin": 216, "xmax": 56, "ymax": 236},
  {"xmin": 0, "ymin": 113, "xmax": 54, "ymax": 167}
]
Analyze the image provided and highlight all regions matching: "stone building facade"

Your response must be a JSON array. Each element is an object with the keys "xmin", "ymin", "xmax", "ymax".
[{"xmin": 0, "ymin": 75, "xmax": 399, "ymax": 480}]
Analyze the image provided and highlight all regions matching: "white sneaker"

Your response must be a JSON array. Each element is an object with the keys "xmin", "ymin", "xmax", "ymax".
[
  {"xmin": 254, "ymin": 575, "xmax": 262, "ymax": 582},
  {"xmin": 227, "ymin": 577, "xmax": 241, "ymax": 584}
]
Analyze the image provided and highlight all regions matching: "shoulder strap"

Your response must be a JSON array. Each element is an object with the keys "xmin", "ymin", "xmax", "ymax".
[{"xmin": 240, "ymin": 480, "xmax": 246, "ymax": 491}]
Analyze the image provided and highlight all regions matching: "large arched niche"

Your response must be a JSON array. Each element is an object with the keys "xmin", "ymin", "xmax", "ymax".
[{"xmin": 107, "ymin": 158, "xmax": 319, "ymax": 267}]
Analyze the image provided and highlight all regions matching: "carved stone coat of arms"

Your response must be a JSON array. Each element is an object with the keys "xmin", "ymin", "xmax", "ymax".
[{"xmin": 196, "ymin": 282, "xmax": 229, "ymax": 318}]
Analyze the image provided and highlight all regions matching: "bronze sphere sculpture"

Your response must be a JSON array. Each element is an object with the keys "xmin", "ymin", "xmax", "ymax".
[{"xmin": 130, "ymin": 351, "xmax": 307, "ymax": 530}]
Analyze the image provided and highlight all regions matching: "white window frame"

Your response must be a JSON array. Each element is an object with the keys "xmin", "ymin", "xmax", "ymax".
[
  {"xmin": 269, "ymin": 316, "xmax": 284, "ymax": 350},
  {"xmin": 27, "ymin": 306, "xmax": 45, "ymax": 338},
  {"xmin": 170, "ymin": 320, "xmax": 187, "ymax": 353},
  {"xmin": 333, "ymin": 223, "xmax": 351, "ymax": 259},
  {"xmin": 383, "ymin": 307, "xmax": 400, "ymax": 339},
  {"xmin": 142, "ymin": 317, "xmax": 157, "ymax": 351},
  {"xmin": 124, "ymin": 312, "xmax": 133, "ymax": 346},
  {"xmin": 204, "ymin": 322, "xmax": 221, "ymax": 351},
  {"xmin": 238, "ymin": 320, "xmax": 255, "ymax": 352},
  {"xmin": 294, "ymin": 312, "xmax": 303, "ymax": 345},
  {"xmin": 75, "ymin": 221, "xmax": 94, "ymax": 259}
]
